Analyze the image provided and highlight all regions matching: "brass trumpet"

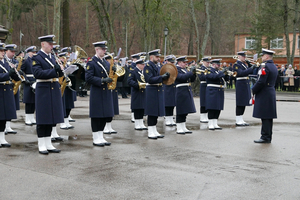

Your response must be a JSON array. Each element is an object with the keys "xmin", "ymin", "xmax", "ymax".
[
  {"xmin": 233, "ymin": 55, "xmax": 260, "ymax": 65},
  {"xmin": 224, "ymin": 70, "xmax": 237, "ymax": 77},
  {"xmin": 186, "ymin": 66, "xmax": 208, "ymax": 75}
]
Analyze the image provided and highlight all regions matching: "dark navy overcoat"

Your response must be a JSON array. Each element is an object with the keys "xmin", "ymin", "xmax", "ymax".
[
  {"xmin": 205, "ymin": 67, "xmax": 225, "ymax": 110},
  {"xmin": 197, "ymin": 65, "xmax": 208, "ymax": 107},
  {"xmin": 128, "ymin": 67, "xmax": 146, "ymax": 110},
  {"xmin": 175, "ymin": 67, "xmax": 196, "ymax": 115},
  {"xmin": 164, "ymin": 83, "xmax": 176, "ymax": 107},
  {"xmin": 85, "ymin": 56, "xmax": 114, "ymax": 118},
  {"xmin": 0, "ymin": 60, "xmax": 18, "ymax": 120},
  {"xmin": 143, "ymin": 61, "xmax": 165, "ymax": 117},
  {"xmin": 32, "ymin": 51, "xmax": 64, "ymax": 125},
  {"xmin": 21, "ymin": 57, "xmax": 35, "ymax": 104},
  {"xmin": 252, "ymin": 60, "xmax": 277, "ymax": 119},
  {"xmin": 233, "ymin": 60, "xmax": 253, "ymax": 106}
]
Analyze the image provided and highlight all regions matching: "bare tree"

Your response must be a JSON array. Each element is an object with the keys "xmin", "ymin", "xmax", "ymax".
[
  {"xmin": 200, "ymin": 0, "xmax": 210, "ymax": 58},
  {"xmin": 53, "ymin": 0, "xmax": 61, "ymax": 43}
]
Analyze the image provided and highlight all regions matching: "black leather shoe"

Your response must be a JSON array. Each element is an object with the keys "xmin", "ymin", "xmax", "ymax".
[
  {"xmin": 6, "ymin": 131, "xmax": 17, "ymax": 134},
  {"xmin": 67, "ymin": 126, "xmax": 74, "ymax": 129},
  {"xmin": 135, "ymin": 128, "xmax": 143, "ymax": 131},
  {"xmin": 185, "ymin": 130, "xmax": 192, "ymax": 134},
  {"xmin": 131, "ymin": 120, "xmax": 135, "ymax": 123},
  {"xmin": 93, "ymin": 143, "xmax": 105, "ymax": 147},
  {"xmin": 60, "ymin": 127, "xmax": 68, "ymax": 130},
  {"xmin": 103, "ymin": 132, "xmax": 111, "ymax": 135},
  {"xmin": 104, "ymin": 142, "xmax": 111, "ymax": 146},
  {"xmin": 1, "ymin": 143, "xmax": 11, "ymax": 148},
  {"xmin": 254, "ymin": 139, "xmax": 271, "ymax": 143},
  {"xmin": 209, "ymin": 128, "xmax": 215, "ymax": 131},
  {"xmin": 142, "ymin": 127, "xmax": 148, "ymax": 130},
  {"xmin": 176, "ymin": 132, "xmax": 185, "ymax": 135},
  {"xmin": 157, "ymin": 135, "xmax": 164, "ymax": 138},
  {"xmin": 110, "ymin": 130, "xmax": 117, "ymax": 134},
  {"xmin": 39, "ymin": 150, "xmax": 49, "ymax": 155},
  {"xmin": 200, "ymin": 120, "xmax": 208, "ymax": 123},
  {"xmin": 243, "ymin": 123, "xmax": 249, "ymax": 126},
  {"xmin": 215, "ymin": 127, "xmax": 222, "ymax": 130},
  {"xmin": 53, "ymin": 137, "xmax": 64, "ymax": 142},
  {"xmin": 48, "ymin": 149, "xmax": 61, "ymax": 153},
  {"xmin": 69, "ymin": 119, "xmax": 75, "ymax": 122},
  {"xmin": 148, "ymin": 136, "xmax": 157, "ymax": 139},
  {"xmin": 236, "ymin": 123, "xmax": 246, "ymax": 126},
  {"xmin": 165, "ymin": 124, "xmax": 173, "ymax": 127},
  {"xmin": 25, "ymin": 123, "xmax": 33, "ymax": 126}
]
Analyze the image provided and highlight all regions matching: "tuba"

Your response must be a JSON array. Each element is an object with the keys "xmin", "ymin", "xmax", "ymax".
[{"xmin": 69, "ymin": 45, "xmax": 88, "ymax": 66}]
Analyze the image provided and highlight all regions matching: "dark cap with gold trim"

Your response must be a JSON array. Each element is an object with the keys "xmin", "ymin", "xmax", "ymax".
[
  {"xmin": 38, "ymin": 35, "xmax": 56, "ymax": 43},
  {"xmin": 5, "ymin": 44, "xmax": 17, "ymax": 51},
  {"xmin": 93, "ymin": 41, "xmax": 108, "ymax": 49},
  {"xmin": 25, "ymin": 46, "xmax": 37, "ymax": 53}
]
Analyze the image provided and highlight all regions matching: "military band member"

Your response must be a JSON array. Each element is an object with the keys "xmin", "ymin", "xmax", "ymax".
[
  {"xmin": 58, "ymin": 52, "xmax": 75, "ymax": 130},
  {"xmin": 175, "ymin": 56, "xmax": 196, "ymax": 134},
  {"xmin": 21, "ymin": 46, "xmax": 37, "ymax": 125},
  {"xmin": 85, "ymin": 41, "xmax": 114, "ymax": 146},
  {"xmin": 198, "ymin": 57, "xmax": 210, "ymax": 123},
  {"xmin": 0, "ymin": 43, "xmax": 20, "ymax": 147},
  {"xmin": 129, "ymin": 53, "xmax": 141, "ymax": 123},
  {"xmin": 128, "ymin": 58, "xmax": 147, "ymax": 130},
  {"xmin": 233, "ymin": 51, "xmax": 255, "ymax": 126},
  {"xmin": 164, "ymin": 54, "xmax": 177, "ymax": 126},
  {"xmin": 4, "ymin": 44, "xmax": 19, "ymax": 134},
  {"xmin": 103, "ymin": 55, "xmax": 118, "ymax": 134},
  {"xmin": 32, "ymin": 35, "xmax": 63, "ymax": 154},
  {"xmin": 206, "ymin": 59, "xmax": 225, "ymax": 130},
  {"xmin": 253, "ymin": 49, "xmax": 277, "ymax": 143},
  {"xmin": 144, "ymin": 49, "xmax": 169, "ymax": 139}
]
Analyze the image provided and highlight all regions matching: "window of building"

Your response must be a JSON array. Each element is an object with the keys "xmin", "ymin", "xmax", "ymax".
[
  {"xmin": 245, "ymin": 37, "xmax": 256, "ymax": 49},
  {"xmin": 270, "ymin": 37, "xmax": 283, "ymax": 49}
]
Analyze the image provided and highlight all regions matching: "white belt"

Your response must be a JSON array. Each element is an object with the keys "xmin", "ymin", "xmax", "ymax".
[
  {"xmin": 36, "ymin": 78, "xmax": 59, "ymax": 83},
  {"xmin": 0, "ymin": 81, "xmax": 12, "ymax": 84},
  {"xmin": 26, "ymin": 74, "xmax": 35, "ymax": 78},
  {"xmin": 146, "ymin": 83, "xmax": 162, "ymax": 86},
  {"xmin": 176, "ymin": 83, "xmax": 191, "ymax": 88},
  {"xmin": 236, "ymin": 77, "xmax": 249, "ymax": 80},
  {"xmin": 200, "ymin": 81, "xmax": 207, "ymax": 84},
  {"xmin": 207, "ymin": 84, "xmax": 225, "ymax": 88}
]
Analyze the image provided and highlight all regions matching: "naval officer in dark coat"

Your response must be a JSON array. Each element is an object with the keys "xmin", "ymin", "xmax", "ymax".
[
  {"xmin": 198, "ymin": 57, "xmax": 211, "ymax": 123},
  {"xmin": 253, "ymin": 49, "xmax": 277, "ymax": 143},
  {"xmin": 233, "ymin": 51, "xmax": 256, "ymax": 126},
  {"xmin": 144, "ymin": 49, "xmax": 169, "ymax": 139},
  {"xmin": 175, "ymin": 56, "xmax": 197, "ymax": 134},
  {"xmin": 4, "ymin": 44, "xmax": 19, "ymax": 134},
  {"xmin": 85, "ymin": 41, "xmax": 115, "ymax": 147},
  {"xmin": 127, "ymin": 58, "xmax": 147, "ymax": 130},
  {"xmin": 0, "ymin": 43, "xmax": 20, "ymax": 147},
  {"xmin": 21, "ymin": 46, "xmax": 37, "ymax": 126},
  {"xmin": 32, "ymin": 35, "xmax": 64, "ymax": 154},
  {"xmin": 205, "ymin": 59, "xmax": 226, "ymax": 130},
  {"xmin": 163, "ymin": 54, "xmax": 177, "ymax": 126}
]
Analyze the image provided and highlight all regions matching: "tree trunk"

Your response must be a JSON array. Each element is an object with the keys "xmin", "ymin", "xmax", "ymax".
[
  {"xmin": 85, "ymin": 1, "xmax": 89, "ymax": 48},
  {"xmin": 190, "ymin": 0, "xmax": 199, "ymax": 59},
  {"xmin": 291, "ymin": 0, "xmax": 299, "ymax": 65},
  {"xmin": 62, "ymin": 0, "xmax": 70, "ymax": 47},
  {"xmin": 53, "ymin": 0, "xmax": 61, "ymax": 44},
  {"xmin": 89, "ymin": 0, "xmax": 108, "ymax": 41},
  {"xmin": 5, "ymin": 0, "xmax": 13, "ymax": 43},
  {"xmin": 44, "ymin": 0, "xmax": 50, "ymax": 34},
  {"xmin": 200, "ymin": 0, "xmax": 210, "ymax": 58},
  {"xmin": 283, "ymin": 0, "xmax": 291, "ymax": 64},
  {"xmin": 100, "ymin": 0, "xmax": 117, "ymax": 52}
]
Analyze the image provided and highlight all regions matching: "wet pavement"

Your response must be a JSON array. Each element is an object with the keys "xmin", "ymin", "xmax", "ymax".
[{"xmin": 1, "ymin": 90, "xmax": 300, "ymax": 199}]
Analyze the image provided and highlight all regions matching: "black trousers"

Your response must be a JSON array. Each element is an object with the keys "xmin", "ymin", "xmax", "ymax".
[
  {"xmin": 64, "ymin": 109, "xmax": 71, "ymax": 118},
  {"xmin": 165, "ymin": 106, "xmax": 174, "ymax": 116},
  {"xmin": 25, "ymin": 103, "xmax": 35, "ymax": 114},
  {"xmin": 37, "ymin": 124, "xmax": 54, "ymax": 138},
  {"xmin": 134, "ymin": 109, "xmax": 144, "ymax": 120},
  {"xmin": 208, "ymin": 109, "xmax": 221, "ymax": 119},
  {"xmin": 0, "ymin": 120, "xmax": 6, "ymax": 132},
  {"xmin": 148, "ymin": 115, "xmax": 158, "ymax": 126},
  {"xmin": 176, "ymin": 114, "xmax": 188, "ymax": 123},
  {"xmin": 236, "ymin": 106, "xmax": 245, "ymax": 116},
  {"xmin": 200, "ymin": 106, "xmax": 207, "ymax": 114},
  {"xmin": 260, "ymin": 119, "xmax": 273, "ymax": 142},
  {"xmin": 91, "ymin": 118, "xmax": 110, "ymax": 132}
]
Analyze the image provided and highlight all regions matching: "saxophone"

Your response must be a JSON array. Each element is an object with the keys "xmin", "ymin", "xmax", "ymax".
[
  {"xmin": 107, "ymin": 54, "xmax": 119, "ymax": 90},
  {"xmin": 5, "ymin": 56, "xmax": 25, "ymax": 95}
]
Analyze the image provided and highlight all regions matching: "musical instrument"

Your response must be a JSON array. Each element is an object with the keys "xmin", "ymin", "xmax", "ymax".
[
  {"xmin": 224, "ymin": 70, "xmax": 237, "ymax": 77},
  {"xmin": 138, "ymin": 73, "xmax": 146, "ymax": 89},
  {"xmin": 233, "ymin": 55, "xmax": 260, "ymax": 66},
  {"xmin": 69, "ymin": 45, "xmax": 88, "ymax": 66},
  {"xmin": 4, "ymin": 56, "xmax": 26, "ymax": 95},
  {"xmin": 186, "ymin": 65, "xmax": 208, "ymax": 75},
  {"xmin": 107, "ymin": 48, "xmax": 124, "ymax": 90},
  {"xmin": 159, "ymin": 63, "xmax": 178, "ymax": 85},
  {"xmin": 52, "ymin": 50, "xmax": 72, "ymax": 96}
]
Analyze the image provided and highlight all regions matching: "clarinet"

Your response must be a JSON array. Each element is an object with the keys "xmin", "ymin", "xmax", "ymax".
[{"xmin": 4, "ymin": 55, "xmax": 25, "ymax": 82}]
